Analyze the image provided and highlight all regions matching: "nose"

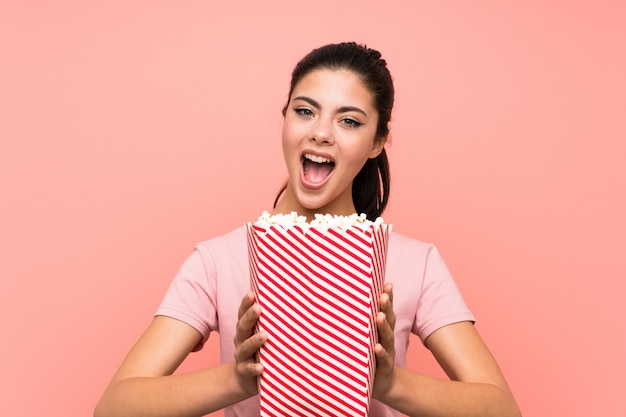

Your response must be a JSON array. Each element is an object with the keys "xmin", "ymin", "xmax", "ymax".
[{"xmin": 309, "ymin": 118, "xmax": 334, "ymax": 145}]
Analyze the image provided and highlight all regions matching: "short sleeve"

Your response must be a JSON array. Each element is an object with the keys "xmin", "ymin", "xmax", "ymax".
[
  {"xmin": 413, "ymin": 245, "xmax": 475, "ymax": 343},
  {"xmin": 155, "ymin": 246, "xmax": 219, "ymax": 351}
]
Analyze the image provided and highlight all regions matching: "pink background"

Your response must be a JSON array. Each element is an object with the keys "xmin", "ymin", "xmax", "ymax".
[{"xmin": 1, "ymin": 1, "xmax": 624, "ymax": 416}]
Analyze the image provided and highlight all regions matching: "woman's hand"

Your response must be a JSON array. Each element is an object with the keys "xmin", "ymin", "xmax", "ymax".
[
  {"xmin": 373, "ymin": 282, "xmax": 397, "ymax": 401},
  {"xmin": 233, "ymin": 291, "xmax": 267, "ymax": 396}
]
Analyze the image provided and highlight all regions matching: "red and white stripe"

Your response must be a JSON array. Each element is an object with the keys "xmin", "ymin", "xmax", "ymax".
[{"xmin": 246, "ymin": 222, "xmax": 390, "ymax": 417}]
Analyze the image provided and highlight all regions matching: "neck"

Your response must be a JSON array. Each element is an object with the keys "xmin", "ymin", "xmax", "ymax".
[{"xmin": 272, "ymin": 185, "xmax": 357, "ymax": 222}]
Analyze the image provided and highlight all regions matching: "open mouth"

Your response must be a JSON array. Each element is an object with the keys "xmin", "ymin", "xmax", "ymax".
[{"xmin": 302, "ymin": 153, "xmax": 335, "ymax": 184}]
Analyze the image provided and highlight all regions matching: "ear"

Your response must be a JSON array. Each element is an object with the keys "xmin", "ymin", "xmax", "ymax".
[{"xmin": 368, "ymin": 135, "xmax": 387, "ymax": 159}]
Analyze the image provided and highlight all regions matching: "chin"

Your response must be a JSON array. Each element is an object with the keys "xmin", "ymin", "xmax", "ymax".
[{"xmin": 299, "ymin": 199, "xmax": 328, "ymax": 213}]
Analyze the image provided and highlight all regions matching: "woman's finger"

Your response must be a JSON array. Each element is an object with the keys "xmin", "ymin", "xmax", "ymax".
[
  {"xmin": 236, "ymin": 361, "xmax": 264, "ymax": 378},
  {"xmin": 379, "ymin": 285, "xmax": 396, "ymax": 330},
  {"xmin": 234, "ymin": 301, "xmax": 261, "ymax": 347},
  {"xmin": 374, "ymin": 341, "xmax": 394, "ymax": 369},
  {"xmin": 376, "ymin": 311, "xmax": 394, "ymax": 347},
  {"xmin": 234, "ymin": 331, "xmax": 267, "ymax": 363},
  {"xmin": 238, "ymin": 291, "xmax": 256, "ymax": 319}
]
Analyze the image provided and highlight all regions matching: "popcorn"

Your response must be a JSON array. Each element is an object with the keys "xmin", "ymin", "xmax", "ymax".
[
  {"xmin": 246, "ymin": 212, "xmax": 392, "ymax": 417},
  {"xmin": 255, "ymin": 210, "xmax": 386, "ymax": 231}
]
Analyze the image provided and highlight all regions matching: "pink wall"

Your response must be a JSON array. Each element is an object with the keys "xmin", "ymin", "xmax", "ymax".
[{"xmin": 1, "ymin": 2, "xmax": 624, "ymax": 416}]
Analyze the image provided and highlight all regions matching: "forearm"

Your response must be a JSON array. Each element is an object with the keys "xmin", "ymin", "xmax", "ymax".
[
  {"xmin": 94, "ymin": 362, "xmax": 250, "ymax": 417},
  {"xmin": 380, "ymin": 367, "xmax": 521, "ymax": 417}
]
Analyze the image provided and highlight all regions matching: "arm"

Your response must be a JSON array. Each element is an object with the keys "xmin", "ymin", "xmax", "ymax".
[
  {"xmin": 94, "ymin": 293, "xmax": 266, "ymax": 417},
  {"xmin": 373, "ymin": 286, "xmax": 521, "ymax": 417}
]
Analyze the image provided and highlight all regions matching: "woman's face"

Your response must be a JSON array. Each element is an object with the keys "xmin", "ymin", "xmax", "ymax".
[{"xmin": 276, "ymin": 68, "xmax": 384, "ymax": 219}]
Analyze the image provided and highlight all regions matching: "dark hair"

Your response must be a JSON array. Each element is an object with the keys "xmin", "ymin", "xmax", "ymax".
[{"xmin": 274, "ymin": 42, "xmax": 394, "ymax": 220}]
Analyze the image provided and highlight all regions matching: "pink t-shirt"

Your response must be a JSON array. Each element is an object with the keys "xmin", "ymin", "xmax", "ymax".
[{"xmin": 156, "ymin": 227, "xmax": 474, "ymax": 417}]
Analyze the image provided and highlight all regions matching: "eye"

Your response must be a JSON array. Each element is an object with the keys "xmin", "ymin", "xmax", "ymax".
[
  {"xmin": 340, "ymin": 118, "xmax": 363, "ymax": 128},
  {"xmin": 294, "ymin": 107, "xmax": 314, "ymax": 117}
]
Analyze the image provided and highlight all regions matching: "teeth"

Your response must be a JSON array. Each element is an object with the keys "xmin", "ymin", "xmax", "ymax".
[{"xmin": 304, "ymin": 153, "xmax": 332, "ymax": 164}]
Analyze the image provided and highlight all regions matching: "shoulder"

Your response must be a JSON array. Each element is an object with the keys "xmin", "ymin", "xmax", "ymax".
[
  {"xmin": 195, "ymin": 226, "xmax": 246, "ymax": 251},
  {"xmin": 389, "ymin": 230, "xmax": 431, "ymax": 248},
  {"xmin": 388, "ymin": 231, "xmax": 436, "ymax": 261},
  {"xmin": 184, "ymin": 226, "xmax": 247, "ymax": 271},
  {"xmin": 198, "ymin": 226, "xmax": 245, "ymax": 244},
  {"xmin": 386, "ymin": 231, "xmax": 453, "ymax": 282}
]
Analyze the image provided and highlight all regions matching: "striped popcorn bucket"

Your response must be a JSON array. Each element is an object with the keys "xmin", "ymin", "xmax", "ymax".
[{"xmin": 246, "ymin": 219, "xmax": 391, "ymax": 417}]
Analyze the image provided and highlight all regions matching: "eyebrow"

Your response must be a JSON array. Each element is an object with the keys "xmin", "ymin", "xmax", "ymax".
[{"xmin": 292, "ymin": 95, "xmax": 368, "ymax": 116}]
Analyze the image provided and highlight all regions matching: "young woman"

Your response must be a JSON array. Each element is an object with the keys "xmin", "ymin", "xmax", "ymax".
[{"xmin": 95, "ymin": 42, "xmax": 521, "ymax": 417}]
